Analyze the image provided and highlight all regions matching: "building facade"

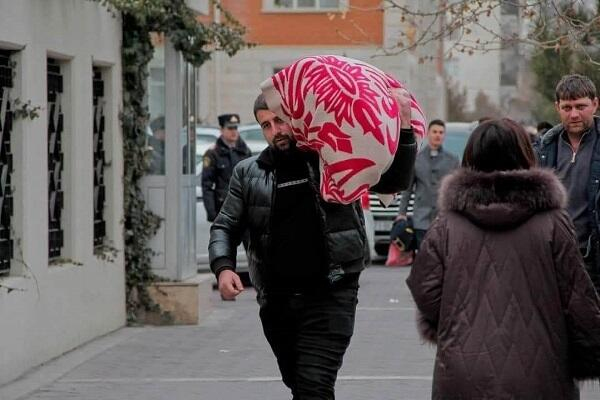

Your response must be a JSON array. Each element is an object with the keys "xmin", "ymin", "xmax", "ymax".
[
  {"xmin": 142, "ymin": 36, "xmax": 200, "ymax": 281},
  {"xmin": 444, "ymin": 2, "xmax": 534, "ymax": 122},
  {"xmin": 0, "ymin": 0, "xmax": 125, "ymax": 386},
  {"xmin": 196, "ymin": 0, "xmax": 447, "ymax": 126}
]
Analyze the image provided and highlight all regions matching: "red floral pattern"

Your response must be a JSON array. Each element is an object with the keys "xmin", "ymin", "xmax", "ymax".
[{"xmin": 262, "ymin": 55, "xmax": 426, "ymax": 204}]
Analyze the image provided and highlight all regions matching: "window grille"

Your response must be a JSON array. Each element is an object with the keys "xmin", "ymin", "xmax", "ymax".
[
  {"xmin": 0, "ymin": 50, "xmax": 14, "ymax": 275},
  {"xmin": 92, "ymin": 67, "xmax": 106, "ymax": 246},
  {"xmin": 47, "ymin": 59, "xmax": 64, "ymax": 259}
]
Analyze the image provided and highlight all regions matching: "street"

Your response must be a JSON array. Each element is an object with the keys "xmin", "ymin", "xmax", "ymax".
[{"xmin": 2, "ymin": 265, "xmax": 597, "ymax": 400}]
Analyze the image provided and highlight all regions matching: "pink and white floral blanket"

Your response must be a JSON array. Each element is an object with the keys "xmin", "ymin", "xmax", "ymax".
[{"xmin": 260, "ymin": 55, "xmax": 426, "ymax": 204}]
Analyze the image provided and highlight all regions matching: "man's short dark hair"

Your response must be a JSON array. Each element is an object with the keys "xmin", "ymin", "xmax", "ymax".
[
  {"xmin": 428, "ymin": 119, "xmax": 445, "ymax": 130},
  {"xmin": 253, "ymin": 94, "xmax": 269, "ymax": 122},
  {"xmin": 536, "ymin": 121, "xmax": 553, "ymax": 132},
  {"xmin": 555, "ymin": 74, "xmax": 597, "ymax": 102},
  {"xmin": 150, "ymin": 115, "xmax": 165, "ymax": 132}
]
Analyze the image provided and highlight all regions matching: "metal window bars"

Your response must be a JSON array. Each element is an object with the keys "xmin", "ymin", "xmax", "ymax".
[
  {"xmin": 0, "ymin": 50, "xmax": 14, "ymax": 275},
  {"xmin": 92, "ymin": 67, "xmax": 106, "ymax": 247},
  {"xmin": 47, "ymin": 59, "xmax": 64, "ymax": 259}
]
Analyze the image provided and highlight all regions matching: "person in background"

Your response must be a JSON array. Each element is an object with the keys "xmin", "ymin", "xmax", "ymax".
[
  {"xmin": 208, "ymin": 90, "xmax": 417, "ymax": 399},
  {"xmin": 148, "ymin": 116, "xmax": 166, "ymax": 174},
  {"xmin": 536, "ymin": 74, "xmax": 600, "ymax": 293},
  {"xmin": 528, "ymin": 120, "xmax": 554, "ymax": 147},
  {"xmin": 408, "ymin": 118, "xmax": 600, "ymax": 399},
  {"xmin": 537, "ymin": 120, "xmax": 554, "ymax": 136},
  {"xmin": 201, "ymin": 113, "xmax": 251, "ymax": 222},
  {"xmin": 396, "ymin": 119, "xmax": 460, "ymax": 249}
]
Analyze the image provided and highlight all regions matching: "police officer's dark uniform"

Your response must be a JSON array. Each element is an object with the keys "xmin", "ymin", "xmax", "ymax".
[{"xmin": 201, "ymin": 114, "xmax": 252, "ymax": 222}]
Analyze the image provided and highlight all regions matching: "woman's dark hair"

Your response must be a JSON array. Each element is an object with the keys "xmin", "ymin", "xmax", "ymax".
[{"xmin": 462, "ymin": 118, "xmax": 536, "ymax": 172}]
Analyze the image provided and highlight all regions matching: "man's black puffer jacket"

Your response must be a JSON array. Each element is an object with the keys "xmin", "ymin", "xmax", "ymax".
[{"xmin": 209, "ymin": 137, "xmax": 416, "ymax": 300}]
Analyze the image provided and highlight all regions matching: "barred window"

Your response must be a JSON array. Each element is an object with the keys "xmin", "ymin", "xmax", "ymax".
[
  {"xmin": 0, "ymin": 50, "xmax": 14, "ymax": 275},
  {"xmin": 47, "ymin": 59, "xmax": 64, "ymax": 259},
  {"xmin": 93, "ymin": 67, "xmax": 106, "ymax": 247}
]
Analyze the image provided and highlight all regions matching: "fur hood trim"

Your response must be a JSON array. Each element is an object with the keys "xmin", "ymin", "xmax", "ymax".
[{"xmin": 438, "ymin": 168, "xmax": 567, "ymax": 229}]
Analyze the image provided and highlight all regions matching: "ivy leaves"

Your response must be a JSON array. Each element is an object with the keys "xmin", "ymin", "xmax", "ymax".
[
  {"xmin": 97, "ymin": 0, "xmax": 248, "ymax": 67},
  {"xmin": 93, "ymin": 0, "xmax": 249, "ymax": 321}
]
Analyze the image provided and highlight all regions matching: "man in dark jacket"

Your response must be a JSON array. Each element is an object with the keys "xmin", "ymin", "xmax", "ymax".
[
  {"xmin": 208, "ymin": 92, "xmax": 416, "ymax": 399},
  {"xmin": 201, "ymin": 113, "xmax": 252, "ymax": 222},
  {"xmin": 535, "ymin": 74, "xmax": 600, "ymax": 292}
]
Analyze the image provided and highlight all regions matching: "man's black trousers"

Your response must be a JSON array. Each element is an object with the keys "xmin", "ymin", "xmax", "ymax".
[{"xmin": 259, "ymin": 285, "xmax": 358, "ymax": 400}]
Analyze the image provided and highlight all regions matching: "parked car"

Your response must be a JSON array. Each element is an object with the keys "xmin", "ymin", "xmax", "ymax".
[
  {"xmin": 238, "ymin": 123, "xmax": 268, "ymax": 154},
  {"xmin": 441, "ymin": 121, "xmax": 478, "ymax": 161},
  {"xmin": 369, "ymin": 121, "xmax": 477, "ymax": 257}
]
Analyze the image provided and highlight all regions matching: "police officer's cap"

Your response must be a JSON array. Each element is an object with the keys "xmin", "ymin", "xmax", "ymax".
[{"xmin": 218, "ymin": 113, "xmax": 240, "ymax": 129}]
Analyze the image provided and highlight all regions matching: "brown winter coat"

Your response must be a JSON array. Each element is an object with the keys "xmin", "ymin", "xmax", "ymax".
[{"xmin": 407, "ymin": 168, "xmax": 600, "ymax": 400}]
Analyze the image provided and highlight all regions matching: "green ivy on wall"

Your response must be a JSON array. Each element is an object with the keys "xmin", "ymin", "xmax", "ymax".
[{"xmin": 94, "ymin": 0, "xmax": 249, "ymax": 321}]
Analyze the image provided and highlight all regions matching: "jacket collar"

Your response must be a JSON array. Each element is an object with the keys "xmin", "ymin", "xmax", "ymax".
[
  {"xmin": 439, "ymin": 168, "xmax": 567, "ymax": 229},
  {"xmin": 256, "ymin": 145, "xmax": 277, "ymax": 170},
  {"xmin": 541, "ymin": 115, "xmax": 600, "ymax": 147},
  {"xmin": 256, "ymin": 145, "xmax": 318, "ymax": 171}
]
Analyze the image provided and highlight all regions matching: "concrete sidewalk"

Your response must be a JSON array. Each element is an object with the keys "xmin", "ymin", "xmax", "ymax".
[{"xmin": 2, "ymin": 266, "xmax": 599, "ymax": 400}]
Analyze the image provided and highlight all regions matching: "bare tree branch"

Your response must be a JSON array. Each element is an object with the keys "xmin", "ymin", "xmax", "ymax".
[{"xmin": 338, "ymin": 0, "xmax": 600, "ymax": 65}]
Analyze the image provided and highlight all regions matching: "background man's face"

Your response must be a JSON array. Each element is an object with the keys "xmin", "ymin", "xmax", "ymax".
[
  {"xmin": 154, "ymin": 128, "xmax": 166, "ymax": 141},
  {"xmin": 427, "ymin": 124, "xmax": 445, "ymax": 149},
  {"xmin": 555, "ymin": 96, "xmax": 598, "ymax": 136},
  {"xmin": 256, "ymin": 109, "xmax": 293, "ymax": 151},
  {"xmin": 221, "ymin": 125, "xmax": 240, "ymax": 143}
]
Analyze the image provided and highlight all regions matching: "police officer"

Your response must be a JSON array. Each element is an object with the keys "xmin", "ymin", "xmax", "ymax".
[{"xmin": 201, "ymin": 113, "xmax": 252, "ymax": 222}]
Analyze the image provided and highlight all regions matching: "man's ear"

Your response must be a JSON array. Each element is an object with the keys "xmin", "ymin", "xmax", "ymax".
[{"xmin": 554, "ymin": 101, "xmax": 560, "ymax": 113}]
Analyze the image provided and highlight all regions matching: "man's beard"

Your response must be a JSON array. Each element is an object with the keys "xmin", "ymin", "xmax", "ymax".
[
  {"xmin": 272, "ymin": 136, "xmax": 296, "ymax": 153},
  {"xmin": 566, "ymin": 120, "xmax": 592, "ymax": 135}
]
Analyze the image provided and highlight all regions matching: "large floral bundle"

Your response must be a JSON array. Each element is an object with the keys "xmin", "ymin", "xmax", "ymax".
[{"xmin": 260, "ymin": 55, "xmax": 426, "ymax": 204}]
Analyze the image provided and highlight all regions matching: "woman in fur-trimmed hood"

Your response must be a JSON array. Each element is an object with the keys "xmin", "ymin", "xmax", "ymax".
[{"xmin": 407, "ymin": 119, "xmax": 600, "ymax": 400}]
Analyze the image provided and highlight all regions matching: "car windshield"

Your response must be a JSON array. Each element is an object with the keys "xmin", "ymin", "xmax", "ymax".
[
  {"xmin": 239, "ymin": 128, "xmax": 264, "ymax": 141},
  {"xmin": 196, "ymin": 133, "xmax": 217, "ymax": 144}
]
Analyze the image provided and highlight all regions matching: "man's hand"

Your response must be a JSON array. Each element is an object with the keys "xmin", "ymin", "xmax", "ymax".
[
  {"xmin": 218, "ymin": 269, "xmax": 244, "ymax": 300},
  {"xmin": 392, "ymin": 88, "xmax": 412, "ymax": 129}
]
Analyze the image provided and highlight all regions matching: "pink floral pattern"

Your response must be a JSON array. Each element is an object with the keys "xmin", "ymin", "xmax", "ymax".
[{"xmin": 261, "ymin": 55, "xmax": 426, "ymax": 204}]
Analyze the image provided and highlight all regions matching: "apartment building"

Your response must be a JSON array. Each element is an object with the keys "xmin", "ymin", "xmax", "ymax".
[
  {"xmin": 0, "ymin": 0, "xmax": 124, "ymax": 385},
  {"xmin": 197, "ymin": 0, "xmax": 447, "ymax": 126}
]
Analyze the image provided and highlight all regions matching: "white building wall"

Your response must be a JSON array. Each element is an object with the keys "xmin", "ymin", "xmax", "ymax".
[
  {"xmin": 444, "ymin": 11, "xmax": 502, "ymax": 114},
  {"xmin": 443, "ymin": 5, "xmax": 534, "ymax": 122},
  {"xmin": 0, "ymin": 0, "xmax": 124, "ymax": 385},
  {"xmin": 198, "ymin": 46, "xmax": 445, "ymax": 127}
]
